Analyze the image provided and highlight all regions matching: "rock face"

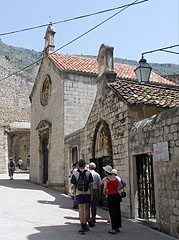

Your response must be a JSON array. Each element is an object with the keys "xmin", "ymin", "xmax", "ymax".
[{"xmin": 0, "ymin": 56, "xmax": 34, "ymax": 172}]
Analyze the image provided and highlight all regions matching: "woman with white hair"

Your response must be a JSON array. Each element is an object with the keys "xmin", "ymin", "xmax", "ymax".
[{"xmin": 103, "ymin": 165, "xmax": 122, "ymax": 234}]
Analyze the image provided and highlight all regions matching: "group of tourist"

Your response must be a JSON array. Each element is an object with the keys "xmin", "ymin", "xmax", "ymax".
[
  {"xmin": 8, "ymin": 155, "xmax": 30, "ymax": 179},
  {"xmin": 8, "ymin": 155, "xmax": 125, "ymax": 234},
  {"xmin": 71, "ymin": 159, "xmax": 126, "ymax": 235}
]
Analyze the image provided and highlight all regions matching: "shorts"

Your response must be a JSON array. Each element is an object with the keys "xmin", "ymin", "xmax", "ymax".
[{"xmin": 76, "ymin": 194, "xmax": 91, "ymax": 205}]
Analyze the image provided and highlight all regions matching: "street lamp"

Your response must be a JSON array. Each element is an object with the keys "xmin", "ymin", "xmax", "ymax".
[
  {"xmin": 134, "ymin": 44, "xmax": 179, "ymax": 84},
  {"xmin": 134, "ymin": 55, "xmax": 152, "ymax": 84}
]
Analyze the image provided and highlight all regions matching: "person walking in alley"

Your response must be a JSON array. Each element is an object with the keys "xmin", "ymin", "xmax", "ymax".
[
  {"xmin": 103, "ymin": 165, "xmax": 123, "ymax": 234},
  {"xmin": 113, "ymin": 168, "xmax": 126, "ymax": 195},
  {"xmin": 18, "ymin": 158, "xmax": 23, "ymax": 172},
  {"xmin": 112, "ymin": 168, "xmax": 126, "ymax": 232},
  {"xmin": 88, "ymin": 162, "xmax": 101, "ymax": 227},
  {"xmin": 26, "ymin": 155, "xmax": 30, "ymax": 171},
  {"xmin": 70, "ymin": 162, "xmax": 79, "ymax": 209},
  {"xmin": 71, "ymin": 159, "xmax": 93, "ymax": 234},
  {"xmin": 8, "ymin": 157, "xmax": 16, "ymax": 180}
]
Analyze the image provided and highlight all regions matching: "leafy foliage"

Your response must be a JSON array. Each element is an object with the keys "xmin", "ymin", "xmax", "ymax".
[{"xmin": 0, "ymin": 40, "xmax": 42, "ymax": 76}]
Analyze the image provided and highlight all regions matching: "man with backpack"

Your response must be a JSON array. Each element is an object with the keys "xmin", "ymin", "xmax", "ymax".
[
  {"xmin": 8, "ymin": 157, "xmax": 16, "ymax": 180},
  {"xmin": 71, "ymin": 159, "xmax": 93, "ymax": 234}
]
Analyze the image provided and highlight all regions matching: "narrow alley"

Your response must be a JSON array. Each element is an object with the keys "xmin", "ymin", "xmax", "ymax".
[{"xmin": 0, "ymin": 173, "xmax": 177, "ymax": 240}]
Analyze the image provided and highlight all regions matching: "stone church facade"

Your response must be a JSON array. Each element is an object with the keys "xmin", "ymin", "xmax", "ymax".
[
  {"xmin": 30, "ymin": 24, "xmax": 179, "ymax": 238},
  {"xmin": 0, "ymin": 56, "xmax": 34, "ymax": 173},
  {"xmin": 30, "ymin": 24, "xmax": 97, "ymax": 187}
]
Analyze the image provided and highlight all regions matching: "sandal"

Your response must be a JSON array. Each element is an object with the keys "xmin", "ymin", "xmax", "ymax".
[{"xmin": 108, "ymin": 231, "xmax": 116, "ymax": 235}]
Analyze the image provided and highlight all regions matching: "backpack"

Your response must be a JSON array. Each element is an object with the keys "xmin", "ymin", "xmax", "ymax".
[
  {"xmin": 10, "ymin": 160, "xmax": 14, "ymax": 168},
  {"xmin": 77, "ymin": 169, "xmax": 89, "ymax": 192}
]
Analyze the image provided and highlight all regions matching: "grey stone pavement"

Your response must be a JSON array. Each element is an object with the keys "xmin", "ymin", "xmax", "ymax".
[{"xmin": 0, "ymin": 173, "xmax": 177, "ymax": 240}]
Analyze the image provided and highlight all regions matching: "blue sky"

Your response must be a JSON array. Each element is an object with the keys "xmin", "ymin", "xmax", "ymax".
[{"xmin": 0, "ymin": 0, "xmax": 178, "ymax": 64}]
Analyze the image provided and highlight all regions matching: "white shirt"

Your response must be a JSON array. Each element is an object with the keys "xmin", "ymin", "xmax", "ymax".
[{"xmin": 90, "ymin": 169, "xmax": 102, "ymax": 190}]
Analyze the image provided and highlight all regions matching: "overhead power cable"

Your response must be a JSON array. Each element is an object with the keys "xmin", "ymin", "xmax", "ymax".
[
  {"xmin": 0, "ymin": 0, "xmax": 148, "ymax": 37},
  {"xmin": 0, "ymin": 0, "xmax": 148, "ymax": 82}
]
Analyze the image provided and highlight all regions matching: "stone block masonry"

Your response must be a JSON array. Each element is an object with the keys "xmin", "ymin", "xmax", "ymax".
[
  {"xmin": 64, "ymin": 73, "xmax": 96, "ymax": 136},
  {"xmin": 0, "ymin": 57, "xmax": 34, "ymax": 173},
  {"xmin": 130, "ymin": 107, "xmax": 179, "ymax": 239}
]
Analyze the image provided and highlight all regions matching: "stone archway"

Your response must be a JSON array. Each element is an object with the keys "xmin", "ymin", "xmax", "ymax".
[
  {"xmin": 92, "ymin": 119, "xmax": 113, "ymax": 166},
  {"xmin": 91, "ymin": 119, "xmax": 113, "ymax": 206}
]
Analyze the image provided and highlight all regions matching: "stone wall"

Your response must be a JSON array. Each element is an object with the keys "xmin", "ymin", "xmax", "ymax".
[
  {"xmin": 129, "ymin": 107, "xmax": 179, "ymax": 239},
  {"xmin": 84, "ymin": 84, "xmax": 131, "ymax": 216},
  {"xmin": 64, "ymin": 77, "xmax": 131, "ymax": 217},
  {"xmin": 0, "ymin": 127, "xmax": 8, "ymax": 173},
  {"xmin": 0, "ymin": 58, "xmax": 33, "ymax": 126},
  {"xmin": 0, "ymin": 57, "xmax": 33, "ymax": 173},
  {"xmin": 64, "ymin": 72, "xmax": 96, "ymax": 136}
]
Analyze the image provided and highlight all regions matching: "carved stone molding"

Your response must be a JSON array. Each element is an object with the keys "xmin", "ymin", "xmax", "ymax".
[
  {"xmin": 36, "ymin": 120, "xmax": 52, "ymax": 137},
  {"xmin": 92, "ymin": 119, "xmax": 113, "ymax": 165}
]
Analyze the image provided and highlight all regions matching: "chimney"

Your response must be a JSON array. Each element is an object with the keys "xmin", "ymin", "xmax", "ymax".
[{"xmin": 44, "ymin": 22, "xmax": 56, "ymax": 56}]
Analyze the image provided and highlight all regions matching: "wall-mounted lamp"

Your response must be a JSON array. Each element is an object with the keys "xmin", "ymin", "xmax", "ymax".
[
  {"xmin": 134, "ymin": 44, "xmax": 179, "ymax": 84},
  {"xmin": 134, "ymin": 55, "xmax": 152, "ymax": 84}
]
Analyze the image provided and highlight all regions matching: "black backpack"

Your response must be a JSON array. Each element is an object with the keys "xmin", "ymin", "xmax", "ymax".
[
  {"xmin": 77, "ymin": 169, "xmax": 89, "ymax": 192},
  {"xmin": 10, "ymin": 160, "xmax": 14, "ymax": 168}
]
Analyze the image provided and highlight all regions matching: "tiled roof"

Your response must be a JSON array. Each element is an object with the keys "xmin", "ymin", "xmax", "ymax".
[
  {"xmin": 50, "ymin": 53, "xmax": 97, "ymax": 75},
  {"xmin": 49, "ymin": 53, "xmax": 175, "ymax": 86},
  {"xmin": 108, "ymin": 80, "xmax": 179, "ymax": 108}
]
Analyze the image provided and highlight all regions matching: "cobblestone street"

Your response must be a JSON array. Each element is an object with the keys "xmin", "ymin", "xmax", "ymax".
[{"xmin": 0, "ymin": 173, "xmax": 177, "ymax": 240}]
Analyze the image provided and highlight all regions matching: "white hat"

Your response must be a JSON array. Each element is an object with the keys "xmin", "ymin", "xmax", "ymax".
[{"xmin": 103, "ymin": 165, "xmax": 113, "ymax": 174}]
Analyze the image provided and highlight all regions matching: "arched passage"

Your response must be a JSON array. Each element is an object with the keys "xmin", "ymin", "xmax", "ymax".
[
  {"xmin": 91, "ymin": 119, "xmax": 113, "ymax": 206},
  {"xmin": 92, "ymin": 119, "xmax": 113, "ymax": 165}
]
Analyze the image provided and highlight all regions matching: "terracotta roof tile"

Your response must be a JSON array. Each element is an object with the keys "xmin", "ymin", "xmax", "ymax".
[
  {"xmin": 109, "ymin": 80, "xmax": 179, "ymax": 108},
  {"xmin": 49, "ymin": 53, "xmax": 97, "ymax": 75},
  {"xmin": 49, "ymin": 53, "xmax": 175, "ymax": 86}
]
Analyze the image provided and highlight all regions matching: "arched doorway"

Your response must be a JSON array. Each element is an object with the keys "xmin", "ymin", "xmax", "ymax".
[
  {"xmin": 91, "ymin": 119, "xmax": 113, "ymax": 205},
  {"xmin": 91, "ymin": 119, "xmax": 113, "ymax": 166},
  {"xmin": 36, "ymin": 120, "xmax": 51, "ymax": 185},
  {"xmin": 42, "ymin": 138, "xmax": 48, "ymax": 184}
]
